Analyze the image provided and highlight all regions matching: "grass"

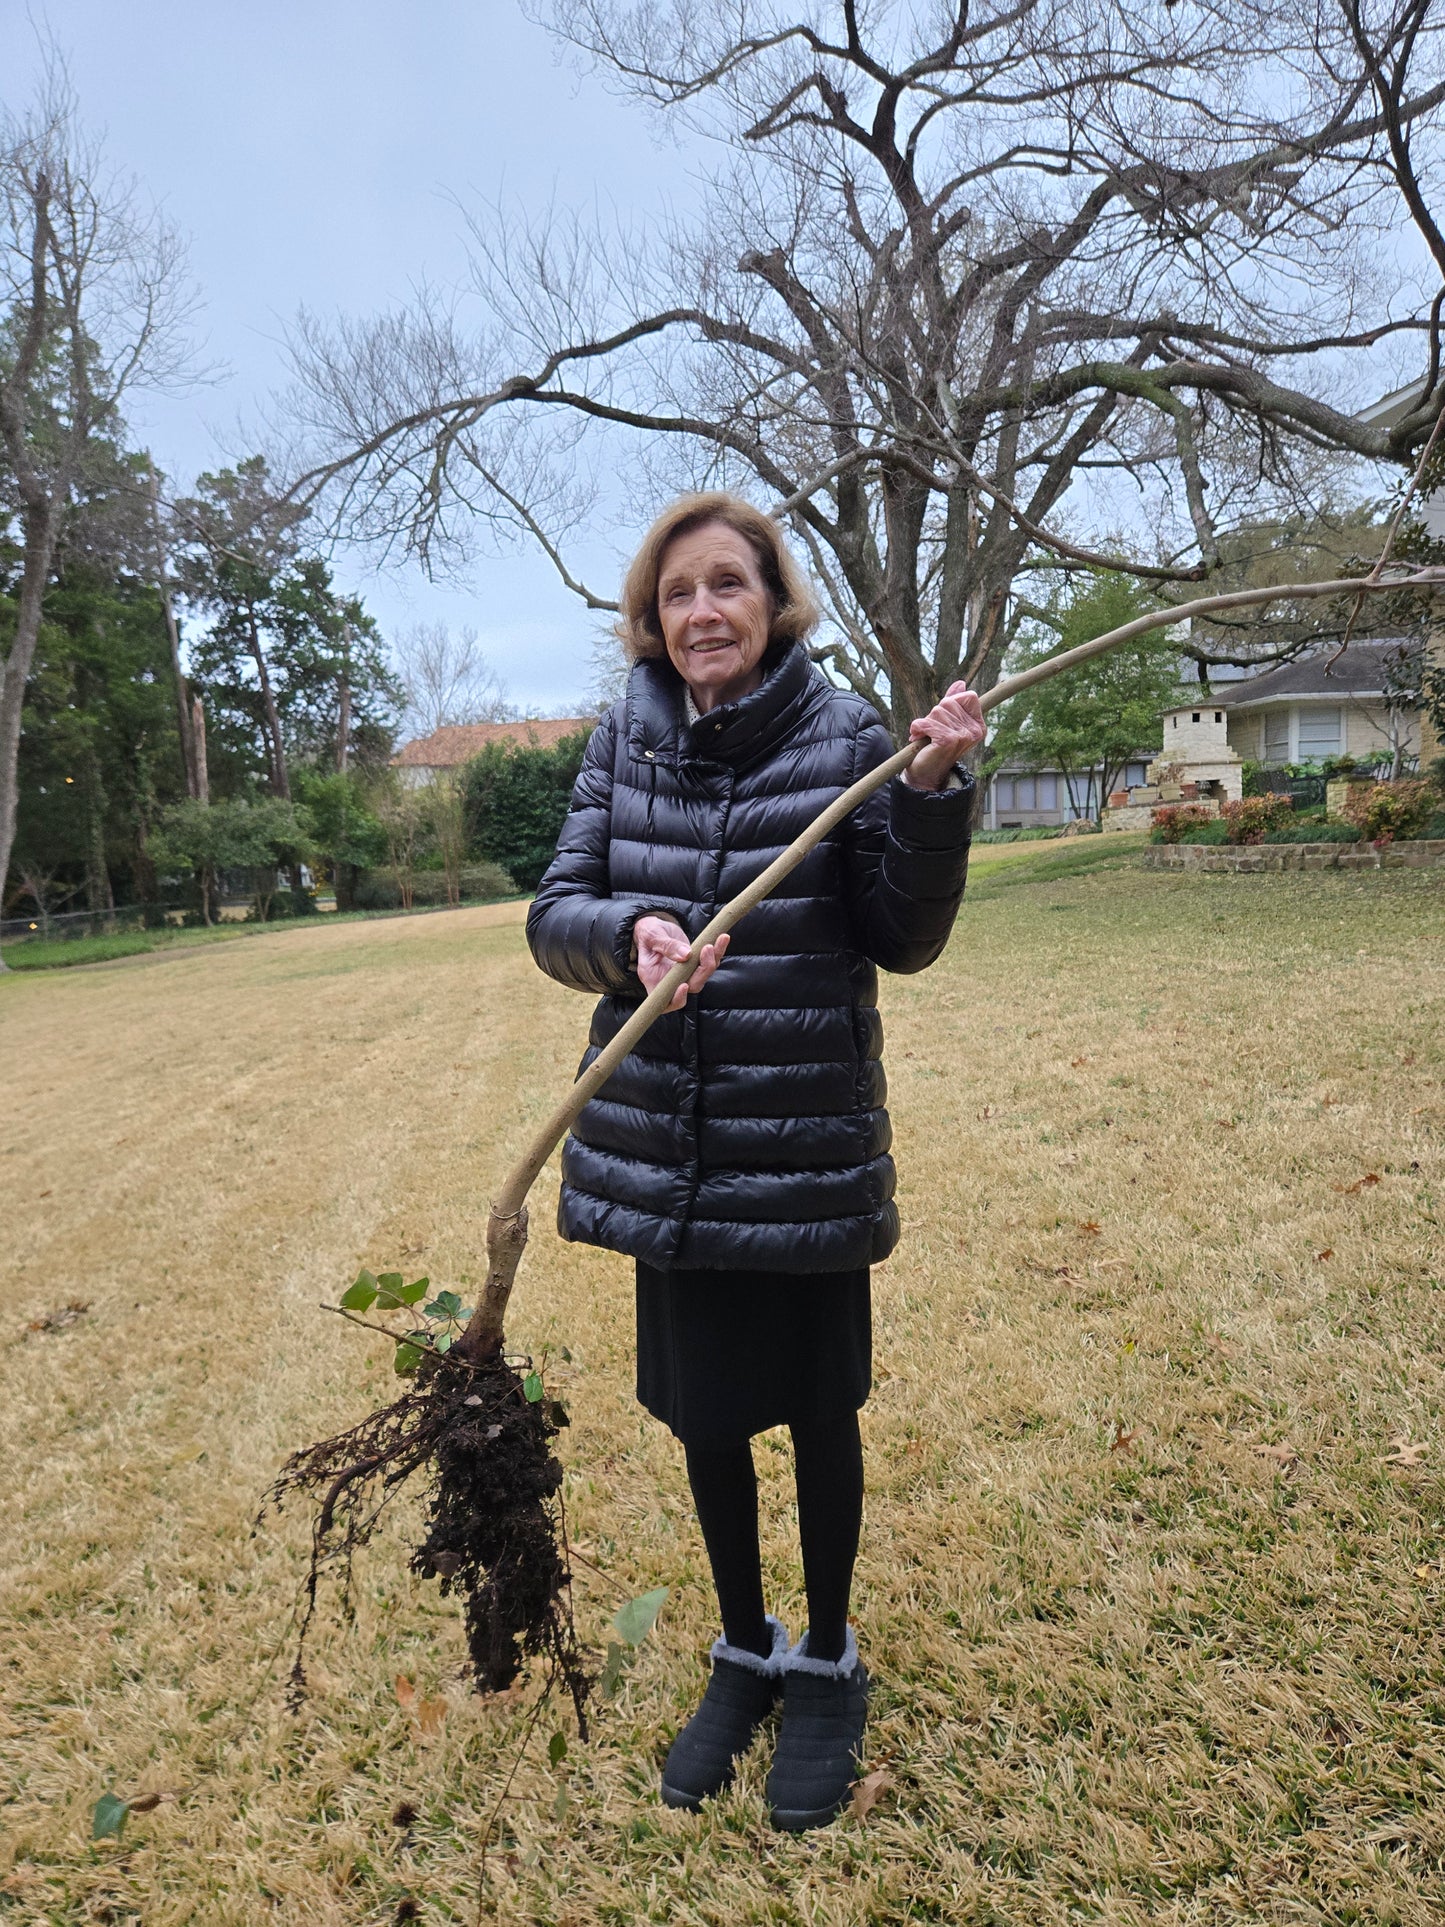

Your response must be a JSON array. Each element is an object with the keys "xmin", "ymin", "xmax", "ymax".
[
  {"xmin": 2, "ymin": 851, "xmax": 1444, "ymax": 1924},
  {"xmin": 0, "ymin": 897, "xmax": 528, "ymax": 972}
]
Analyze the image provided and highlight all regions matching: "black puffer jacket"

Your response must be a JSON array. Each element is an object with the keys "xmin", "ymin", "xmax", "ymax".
[{"xmin": 526, "ymin": 640, "xmax": 974, "ymax": 1272}]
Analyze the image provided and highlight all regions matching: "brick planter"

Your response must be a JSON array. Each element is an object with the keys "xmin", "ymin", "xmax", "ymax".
[{"xmin": 1142, "ymin": 838, "xmax": 1445, "ymax": 873}]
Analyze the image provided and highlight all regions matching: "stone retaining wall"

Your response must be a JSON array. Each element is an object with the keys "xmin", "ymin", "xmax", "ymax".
[{"xmin": 1143, "ymin": 838, "xmax": 1445, "ymax": 873}]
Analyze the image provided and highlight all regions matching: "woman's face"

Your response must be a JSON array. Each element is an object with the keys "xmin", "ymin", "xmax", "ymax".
[{"xmin": 656, "ymin": 521, "xmax": 775, "ymax": 712}]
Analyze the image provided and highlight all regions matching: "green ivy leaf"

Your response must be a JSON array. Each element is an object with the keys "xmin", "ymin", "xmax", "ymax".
[
  {"xmin": 393, "ymin": 1339, "xmax": 425, "ymax": 1375},
  {"xmin": 432, "ymin": 1331, "xmax": 454, "ymax": 1353},
  {"xmin": 612, "ymin": 1586, "xmax": 669, "ymax": 1648},
  {"xmin": 522, "ymin": 1372, "xmax": 544, "ymax": 1403},
  {"xmin": 433, "ymin": 1289, "xmax": 463, "ymax": 1318},
  {"xmin": 547, "ymin": 1731, "xmax": 568, "ymax": 1767},
  {"xmin": 398, "ymin": 1278, "xmax": 429, "ymax": 1305},
  {"xmin": 92, "ymin": 1792, "xmax": 130, "ymax": 1841},
  {"xmin": 377, "ymin": 1272, "xmax": 404, "ymax": 1293},
  {"xmin": 340, "ymin": 1272, "xmax": 378, "ymax": 1311}
]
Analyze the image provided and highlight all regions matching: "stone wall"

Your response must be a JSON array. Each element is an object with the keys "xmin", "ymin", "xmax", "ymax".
[{"xmin": 1142, "ymin": 839, "xmax": 1445, "ymax": 873}]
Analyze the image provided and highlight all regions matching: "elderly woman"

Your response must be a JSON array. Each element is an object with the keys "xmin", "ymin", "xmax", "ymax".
[{"xmin": 526, "ymin": 493, "xmax": 983, "ymax": 1830}]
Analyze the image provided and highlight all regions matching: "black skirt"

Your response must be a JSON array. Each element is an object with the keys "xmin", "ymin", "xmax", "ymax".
[{"xmin": 635, "ymin": 1261, "xmax": 872, "ymax": 1445}]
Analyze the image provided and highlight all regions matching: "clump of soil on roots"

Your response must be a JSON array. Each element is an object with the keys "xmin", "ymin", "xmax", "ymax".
[{"xmin": 266, "ymin": 1350, "xmax": 591, "ymax": 1732}]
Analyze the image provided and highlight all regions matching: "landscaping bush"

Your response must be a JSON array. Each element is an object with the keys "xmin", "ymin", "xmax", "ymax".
[
  {"xmin": 463, "ymin": 729, "xmax": 594, "ymax": 890},
  {"xmin": 351, "ymin": 862, "xmax": 517, "ymax": 911},
  {"xmin": 1174, "ymin": 820, "xmax": 1231, "ymax": 845},
  {"xmin": 1150, "ymin": 804, "xmax": 1215, "ymax": 843},
  {"xmin": 1262, "ymin": 821, "xmax": 1362, "ymax": 844},
  {"xmin": 1340, "ymin": 778, "xmax": 1438, "ymax": 845},
  {"xmin": 1221, "ymin": 794, "xmax": 1294, "ymax": 844}
]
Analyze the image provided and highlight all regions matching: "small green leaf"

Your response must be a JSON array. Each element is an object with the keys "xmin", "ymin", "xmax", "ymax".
[
  {"xmin": 92, "ymin": 1792, "xmax": 130, "ymax": 1841},
  {"xmin": 434, "ymin": 1290, "xmax": 463, "ymax": 1318},
  {"xmin": 393, "ymin": 1339, "xmax": 425, "ymax": 1375},
  {"xmin": 599, "ymin": 1640, "xmax": 626, "ymax": 1697},
  {"xmin": 522, "ymin": 1372, "xmax": 544, "ymax": 1403},
  {"xmin": 553, "ymin": 1785, "xmax": 572, "ymax": 1821},
  {"xmin": 377, "ymin": 1272, "xmax": 404, "ymax": 1293},
  {"xmin": 560, "ymin": 1344, "xmax": 573, "ymax": 1363},
  {"xmin": 432, "ymin": 1331, "xmax": 454, "ymax": 1353},
  {"xmin": 340, "ymin": 1272, "xmax": 378, "ymax": 1311},
  {"xmin": 423, "ymin": 1300, "xmax": 451, "ymax": 1321},
  {"xmin": 612, "ymin": 1585, "xmax": 669, "ymax": 1648},
  {"xmin": 547, "ymin": 1731, "xmax": 568, "ymax": 1767},
  {"xmin": 398, "ymin": 1278, "xmax": 429, "ymax": 1305}
]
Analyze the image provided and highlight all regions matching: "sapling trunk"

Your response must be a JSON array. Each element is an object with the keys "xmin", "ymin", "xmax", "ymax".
[{"xmin": 271, "ymin": 564, "xmax": 1442, "ymax": 1711}]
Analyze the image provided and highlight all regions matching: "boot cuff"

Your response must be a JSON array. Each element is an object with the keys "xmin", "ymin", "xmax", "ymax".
[
  {"xmin": 711, "ymin": 1614, "xmax": 790, "ymax": 1677},
  {"xmin": 782, "ymin": 1626, "xmax": 860, "ymax": 1679}
]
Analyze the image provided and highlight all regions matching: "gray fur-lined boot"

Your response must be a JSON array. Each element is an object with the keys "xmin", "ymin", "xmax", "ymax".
[
  {"xmin": 659, "ymin": 1616, "xmax": 790, "ymax": 1811},
  {"xmin": 765, "ymin": 1628, "xmax": 871, "ymax": 1831}
]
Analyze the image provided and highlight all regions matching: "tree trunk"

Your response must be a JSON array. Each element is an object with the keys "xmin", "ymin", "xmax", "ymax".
[
  {"xmin": 191, "ymin": 696, "xmax": 210, "ymax": 805},
  {"xmin": 150, "ymin": 467, "xmax": 200, "ymax": 800},
  {"xmin": 336, "ymin": 674, "xmax": 351, "ymax": 771},
  {"xmin": 245, "ymin": 599, "xmax": 290, "ymax": 799},
  {"xmin": 0, "ymin": 503, "xmax": 59, "ymax": 972}
]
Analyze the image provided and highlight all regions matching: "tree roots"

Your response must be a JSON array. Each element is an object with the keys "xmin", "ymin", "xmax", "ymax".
[{"xmin": 265, "ymin": 1350, "xmax": 590, "ymax": 1733}]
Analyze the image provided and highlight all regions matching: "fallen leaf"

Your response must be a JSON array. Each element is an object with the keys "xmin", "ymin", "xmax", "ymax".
[
  {"xmin": 394, "ymin": 1675, "xmax": 417, "ymax": 1711},
  {"xmin": 1414, "ymin": 1563, "xmax": 1435, "ymax": 1580},
  {"xmin": 417, "ymin": 1696, "xmax": 448, "ymax": 1737},
  {"xmin": 850, "ymin": 1769, "xmax": 893, "ymax": 1822},
  {"xmin": 1205, "ymin": 1332, "xmax": 1237, "ymax": 1357},
  {"xmin": 977, "ymin": 1104, "xmax": 997, "ymax": 1119},
  {"xmin": 1314, "ymin": 1248, "xmax": 1334, "ymax": 1262},
  {"xmin": 1332, "ymin": 1172, "xmax": 1381, "ymax": 1195},
  {"xmin": 127, "ymin": 1790, "xmax": 181, "ymax": 1814},
  {"xmin": 1110, "ymin": 1422, "xmax": 1140, "ymax": 1453},
  {"xmin": 1215, "ymin": 1118, "xmax": 1236, "ymax": 1130},
  {"xmin": 1071, "ymin": 1056, "xmax": 1088, "ymax": 1068},
  {"xmin": 26, "ymin": 1299, "xmax": 90, "ymax": 1334},
  {"xmin": 1077, "ymin": 1219, "xmax": 1101, "ymax": 1235},
  {"xmin": 1387, "ymin": 1438, "xmax": 1428, "ymax": 1468},
  {"xmin": 1252, "ymin": 1441, "xmax": 1297, "ymax": 1467}
]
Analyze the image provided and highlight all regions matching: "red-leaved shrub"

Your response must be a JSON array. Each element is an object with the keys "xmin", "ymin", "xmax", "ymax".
[
  {"xmin": 1341, "ymin": 779, "xmax": 1437, "ymax": 846},
  {"xmin": 1151, "ymin": 804, "xmax": 1215, "ymax": 843},
  {"xmin": 1221, "ymin": 794, "xmax": 1294, "ymax": 844}
]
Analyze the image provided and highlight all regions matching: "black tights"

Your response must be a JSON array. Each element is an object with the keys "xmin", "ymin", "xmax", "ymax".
[{"xmin": 683, "ymin": 1409, "xmax": 864, "ymax": 1664}]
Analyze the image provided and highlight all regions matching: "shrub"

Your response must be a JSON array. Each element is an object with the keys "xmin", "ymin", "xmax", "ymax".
[
  {"xmin": 1175, "ymin": 820, "xmax": 1231, "ymax": 845},
  {"xmin": 1150, "ymin": 804, "xmax": 1216, "ymax": 843},
  {"xmin": 1340, "ymin": 779, "xmax": 1438, "ymax": 846},
  {"xmin": 463, "ymin": 729, "xmax": 595, "ymax": 891},
  {"xmin": 351, "ymin": 861, "xmax": 517, "ymax": 912},
  {"xmin": 1221, "ymin": 794, "xmax": 1294, "ymax": 844},
  {"xmin": 1262, "ymin": 821, "xmax": 1362, "ymax": 844}
]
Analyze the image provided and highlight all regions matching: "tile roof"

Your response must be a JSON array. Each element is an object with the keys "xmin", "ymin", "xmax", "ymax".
[
  {"xmin": 1216, "ymin": 638, "xmax": 1419, "ymax": 707},
  {"xmin": 391, "ymin": 717, "xmax": 597, "ymax": 767}
]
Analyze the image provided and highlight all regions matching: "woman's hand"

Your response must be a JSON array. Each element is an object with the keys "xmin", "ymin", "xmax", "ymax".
[
  {"xmin": 904, "ymin": 680, "xmax": 987, "ymax": 791},
  {"xmin": 634, "ymin": 915, "xmax": 730, "ymax": 1010}
]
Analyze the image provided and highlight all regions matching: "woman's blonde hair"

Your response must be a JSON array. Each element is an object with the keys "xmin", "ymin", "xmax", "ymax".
[{"xmin": 617, "ymin": 492, "xmax": 819, "ymax": 662}]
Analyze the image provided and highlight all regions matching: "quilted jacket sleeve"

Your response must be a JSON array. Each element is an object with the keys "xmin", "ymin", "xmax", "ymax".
[
  {"xmin": 525, "ymin": 710, "xmax": 673, "ymax": 996},
  {"xmin": 843, "ymin": 711, "xmax": 975, "ymax": 974}
]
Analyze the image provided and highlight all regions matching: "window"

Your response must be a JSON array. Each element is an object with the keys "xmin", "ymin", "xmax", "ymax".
[
  {"xmin": 1297, "ymin": 706, "xmax": 1342, "ymax": 759},
  {"xmin": 1214, "ymin": 710, "xmax": 1222, "ymax": 723},
  {"xmin": 993, "ymin": 776, "xmax": 1013, "ymax": 811},
  {"xmin": 1263, "ymin": 711, "xmax": 1290, "ymax": 764},
  {"xmin": 1037, "ymin": 773, "xmax": 1057, "ymax": 810},
  {"xmin": 1015, "ymin": 775, "xmax": 1036, "ymax": 810},
  {"xmin": 1192, "ymin": 711, "xmax": 1200, "ymax": 723},
  {"xmin": 1124, "ymin": 762, "xmax": 1147, "ymax": 787}
]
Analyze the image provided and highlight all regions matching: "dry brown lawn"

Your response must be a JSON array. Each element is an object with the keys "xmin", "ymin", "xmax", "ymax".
[{"xmin": 2, "ymin": 851, "xmax": 1443, "ymax": 1926}]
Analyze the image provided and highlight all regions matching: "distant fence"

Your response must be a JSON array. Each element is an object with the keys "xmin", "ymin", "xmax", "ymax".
[
  {"xmin": 0, "ymin": 901, "xmax": 252, "ymax": 944},
  {"xmin": 1253, "ymin": 770, "xmax": 1328, "ymax": 808}
]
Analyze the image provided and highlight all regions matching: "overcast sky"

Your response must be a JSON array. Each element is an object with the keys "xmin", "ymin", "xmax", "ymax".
[{"xmin": 4, "ymin": 0, "xmax": 694, "ymax": 715}]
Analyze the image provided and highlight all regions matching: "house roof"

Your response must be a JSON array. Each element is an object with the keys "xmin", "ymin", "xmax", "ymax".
[
  {"xmin": 1211, "ymin": 639, "xmax": 1418, "ymax": 711},
  {"xmin": 392, "ymin": 716, "xmax": 596, "ymax": 768}
]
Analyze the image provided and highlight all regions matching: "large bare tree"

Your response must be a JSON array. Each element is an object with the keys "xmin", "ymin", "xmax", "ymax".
[
  {"xmin": 287, "ymin": 0, "xmax": 1445, "ymax": 735},
  {"xmin": 0, "ymin": 76, "xmax": 195, "ymax": 961}
]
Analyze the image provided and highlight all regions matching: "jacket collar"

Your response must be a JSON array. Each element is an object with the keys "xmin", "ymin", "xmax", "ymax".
[{"xmin": 625, "ymin": 641, "xmax": 821, "ymax": 772}]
